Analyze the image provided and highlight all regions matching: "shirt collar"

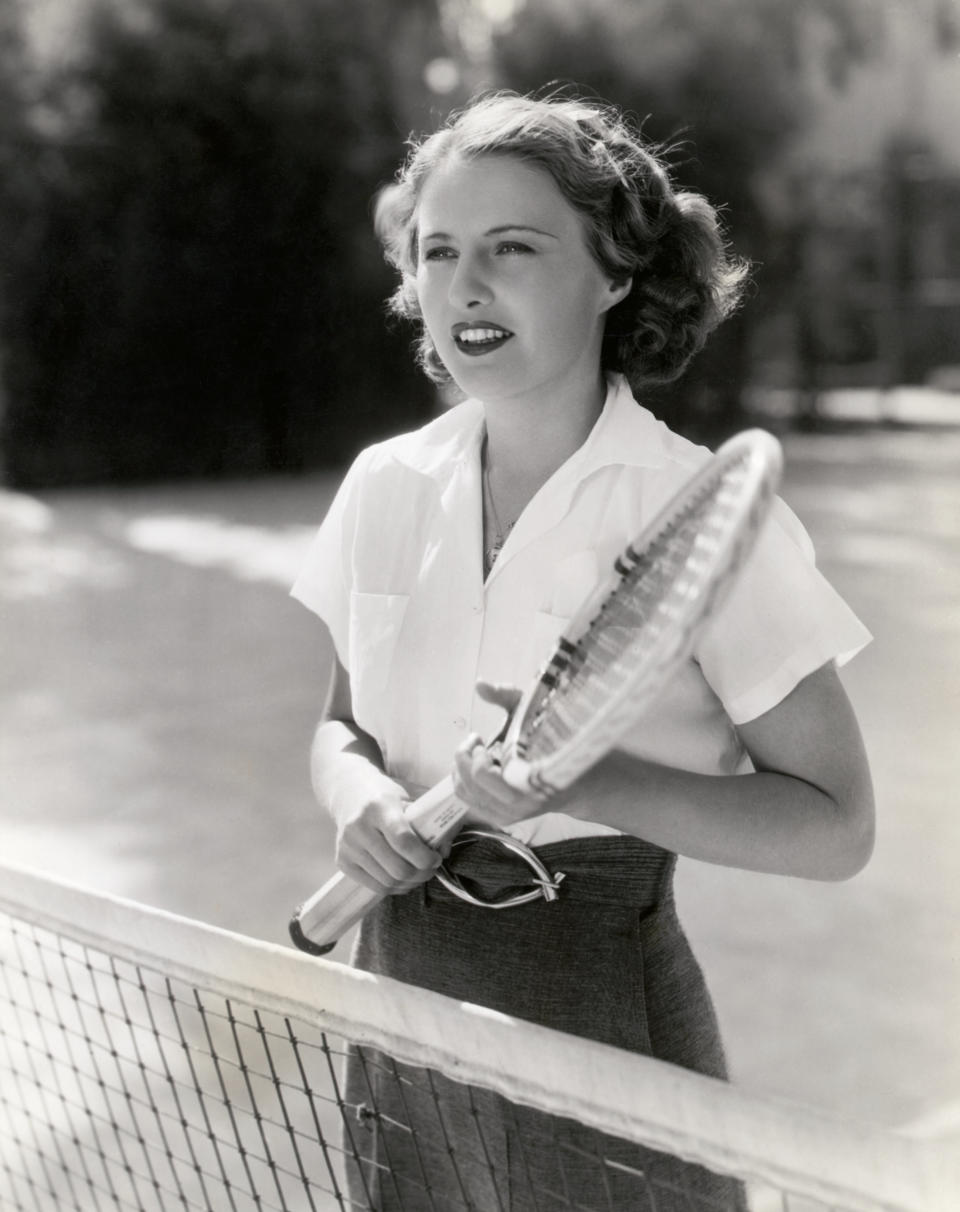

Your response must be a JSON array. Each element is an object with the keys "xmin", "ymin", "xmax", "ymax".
[
  {"xmin": 389, "ymin": 374, "xmax": 668, "ymax": 485},
  {"xmin": 563, "ymin": 373, "xmax": 668, "ymax": 480},
  {"xmin": 385, "ymin": 395, "xmax": 485, "ymax": 485}
]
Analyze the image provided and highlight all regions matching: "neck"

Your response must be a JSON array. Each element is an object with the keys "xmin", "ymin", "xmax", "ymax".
[{"xmin": 481, "ymin": 373, "xmax": 607, "ymax": 482}]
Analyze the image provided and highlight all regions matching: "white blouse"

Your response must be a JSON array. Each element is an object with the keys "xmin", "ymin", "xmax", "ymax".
[{"xmin": 292, "ymin": 374, "xmax": 871, "ymax": 845}]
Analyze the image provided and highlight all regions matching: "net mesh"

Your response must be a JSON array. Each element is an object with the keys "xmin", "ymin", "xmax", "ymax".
[{"xmin": 1, "ymin": 866, "xmax": 953, "ymax": 1212}]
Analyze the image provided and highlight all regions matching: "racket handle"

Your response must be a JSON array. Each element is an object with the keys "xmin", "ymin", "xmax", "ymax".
[
  {"xmin": 289, "ymin": 776, "xmax": 465, "ymax": 956},
  {"xmin": 404, "ymin": 774, "xmax": 464, "ymax": 846}
]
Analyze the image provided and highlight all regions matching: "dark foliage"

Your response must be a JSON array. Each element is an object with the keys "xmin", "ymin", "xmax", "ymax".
[
  {"xmin": 0, "ymin": 0, "xmax": 435, "ymax": 487},
  {"xmin": 488, "ymin": 0, "xmax": 883, "ymax": 440}
]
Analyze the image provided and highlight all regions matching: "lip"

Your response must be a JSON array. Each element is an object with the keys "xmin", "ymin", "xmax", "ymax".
[{"xmin": 451, "ymin": 321, "xmax": 514, "ymax": 357}]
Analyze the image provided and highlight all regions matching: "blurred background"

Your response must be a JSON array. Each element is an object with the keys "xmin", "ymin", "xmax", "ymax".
[{"xmin": 1, "ymin": 0, "xmax": 958, "ymax": 1140}]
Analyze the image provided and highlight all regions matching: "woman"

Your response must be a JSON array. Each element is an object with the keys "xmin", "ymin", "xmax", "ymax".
[{"xmin": 292, "ymin": 91, "xmax": 874, "ymax": 1211}]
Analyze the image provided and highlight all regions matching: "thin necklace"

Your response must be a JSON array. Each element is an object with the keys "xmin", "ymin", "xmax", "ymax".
[{"xmin": 482, "ymin": 447, "xmax": 516, "ymax": 576}]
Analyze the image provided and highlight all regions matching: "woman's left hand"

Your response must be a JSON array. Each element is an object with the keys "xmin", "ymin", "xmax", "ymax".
[{"xmin": 451, "ymin": 682, "xmax": 551, "ymax": 828}]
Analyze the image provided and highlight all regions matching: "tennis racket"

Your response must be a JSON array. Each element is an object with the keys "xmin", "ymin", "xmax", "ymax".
[{"xmin": 290, "ymin": 428, "xmax": 783, "ymax": 955}]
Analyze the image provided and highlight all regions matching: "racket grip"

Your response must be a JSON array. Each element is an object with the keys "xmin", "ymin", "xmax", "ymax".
[
  {"xmin": 289, "ymin": 776, "xmax": 465, "ymax": 956},
  {"xmin": 289, "ymin": 870, "xmax": 381, "ymax": 956},
  {"xmin": 404, "ymin": 774, "xmax": 464, "ymax": 846}
]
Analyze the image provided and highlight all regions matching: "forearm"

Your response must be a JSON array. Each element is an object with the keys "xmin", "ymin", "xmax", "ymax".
[
  {"xmin": 310, "ymin": 718, "xmax": 397, "ymax": 823},
  {"xmin": 554, "ymin": 750, "xmax": 874, "ymax": 881},
  {"xmin": 310, "ymin": 716, "xmax": 442, "ymax": 891},
  {"xmin": 312, "ymin": 654, "xmax": 442, "ymax": 891}
]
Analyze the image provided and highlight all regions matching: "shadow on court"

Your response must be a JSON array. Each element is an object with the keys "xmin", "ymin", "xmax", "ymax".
[{"xmin": 1, "ymin": 418, "xmax": 958, "ymax": 1135}]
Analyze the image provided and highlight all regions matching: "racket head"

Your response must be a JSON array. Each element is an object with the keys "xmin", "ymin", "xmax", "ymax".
[{"xmin": 500, "ymin": 429, "xmax": 783, "ymax": 795}]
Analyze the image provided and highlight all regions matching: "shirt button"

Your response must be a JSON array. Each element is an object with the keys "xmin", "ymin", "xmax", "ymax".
[
  {"xmin": 453, "ymin": 717, "xmax": 467, "ymax": 729},
  {"xmin": 471, "ymin": 604, "xmax": 482, "ymax": 614}
]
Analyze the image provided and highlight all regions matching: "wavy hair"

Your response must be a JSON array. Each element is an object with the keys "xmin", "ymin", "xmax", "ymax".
[{"xmin": 373, "ymin": 91, "xmax": 749, "ymax": 390}]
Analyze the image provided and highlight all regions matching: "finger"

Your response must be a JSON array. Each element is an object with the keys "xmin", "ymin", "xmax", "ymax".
[
  {"xmin": 454, "ymin": 743, "xmax": 524, "ymax": 810},
  {"xmin": 339, "ymin": 861, "xmax": 436, "ymax": 896},
  {"xmin": 453, "ymin": 735, "xmax": 490, "ymax": 793},
  {"xmin": 475, "ymin": 681, "xmax": 523, "ymax": 714},
  {"xmin": 397, "ymin": 777, "xmax": 429, "ymax": 800},
  {"xmin": 336, "ymin": 853, "xmax": 402, "ymax": 894},
  {"xmin": 453, "ymin": 733, "xmax": 486, "ymax": 785},
  {"xmin": 470, "ymin": 741, "xmax": 528, "ymax": 798},
  {"xmin": 339, "ymin": 831, "xmax": 436, "ymax": 888},
  {"xmin": 340, "ymin": 844, "xmax": 442, "ymax": 894},
  {"xmin": 389, "ymin": 864, "xmax": 443, "ymax": 894},
  {"xmin": 389, "ymin": 819, "xmax": 445, "ymax": 870},
  {"xmin": 455, "ymin": 731, "xmax": 486, "ymax": 758}
]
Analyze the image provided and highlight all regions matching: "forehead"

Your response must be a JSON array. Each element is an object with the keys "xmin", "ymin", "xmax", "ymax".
[{"xmin": 416, "ymin": 153, "xmax": 583, "ymax": 236}]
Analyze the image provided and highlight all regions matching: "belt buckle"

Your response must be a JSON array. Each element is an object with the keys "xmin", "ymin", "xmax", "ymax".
[{"xmin": 435, "ymin": 829, "xmax": 566, "ymax": 909}]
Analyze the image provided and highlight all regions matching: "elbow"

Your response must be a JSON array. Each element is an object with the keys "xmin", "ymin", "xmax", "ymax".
[
  {"xmin": 824, "ymin": 821, "xmax": 874, "ymax": 881},
  {"xmin": 821, "ymin": 792, "xmax": 875, "ymax": 882}
]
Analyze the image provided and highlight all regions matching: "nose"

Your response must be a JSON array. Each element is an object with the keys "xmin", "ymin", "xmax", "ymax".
[{"xmin": 449, "ymin": 251, "xmax": 493, "ymax": 309}]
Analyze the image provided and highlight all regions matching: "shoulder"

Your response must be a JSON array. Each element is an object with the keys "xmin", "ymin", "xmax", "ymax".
[
  {"xmin": 322, "ymin": 398, "xmax": 484, "ymax": 559},
  {"xmin": 598, "ymin": 375, "xmax": 710, "ymax": 481},
  {"xmin": 596, "ymin": 380, "xmax": 713, "ymax": 519},
  {"xmin": 656, "ymin": 427, "xmax": 812, "ymax": 558},
  {"xmin": 350, "ymin": 397, "xmax": 485, "ymax": 484},
  {"xmin": 603, "ymin": 379, "xmax": 812, "ymax": 558}
]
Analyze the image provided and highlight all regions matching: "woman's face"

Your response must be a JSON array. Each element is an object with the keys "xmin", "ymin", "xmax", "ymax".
[{"xmin": 414, "ymin": 153, "xmax": 629, "ymax": 407}]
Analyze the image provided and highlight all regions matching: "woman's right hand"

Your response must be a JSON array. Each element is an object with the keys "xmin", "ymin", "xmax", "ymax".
[
  {"xmin": 315, "ymin": 653, "xmax": 443, "ymax": 896},
  {"xmin": 331, "ymin": 769, "xmax": 444, "ymax": 895}
]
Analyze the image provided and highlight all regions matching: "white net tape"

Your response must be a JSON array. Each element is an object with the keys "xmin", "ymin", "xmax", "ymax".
[{"xmin": 1, "ymin": 861, "xmax": 955, "ymax": 1212}]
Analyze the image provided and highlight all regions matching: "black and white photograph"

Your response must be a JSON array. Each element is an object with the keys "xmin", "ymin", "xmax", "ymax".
[{"xmin": 1, "ymin": 2, "xmax": 958, "ymax": 1209}]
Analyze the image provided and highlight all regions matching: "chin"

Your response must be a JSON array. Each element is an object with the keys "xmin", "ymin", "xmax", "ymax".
[{"xmin": 447, "ymin": 365, "xmax": 520, "ymax": 402}]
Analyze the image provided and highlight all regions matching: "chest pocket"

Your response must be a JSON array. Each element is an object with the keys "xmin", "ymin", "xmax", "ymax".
[
  {"xmin": 530, "ymin": 550, "xmax": 600, "ymax": 668},
  {"xmin": 348, "ymin": 591, "xmax": 409, "ymax": 740}
]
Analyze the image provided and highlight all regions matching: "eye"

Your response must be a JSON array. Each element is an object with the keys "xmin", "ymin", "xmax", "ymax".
[
  {"xmin": 495, "ymin": 241, "xmax": 533, "ymax": 255},
  {"xmin": 421, "ymin": 245, "xmax": 456, "ymax": 262}
]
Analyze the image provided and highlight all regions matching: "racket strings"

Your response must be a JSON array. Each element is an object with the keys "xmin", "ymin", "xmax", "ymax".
[{"xmin": 518, "ymin": 463, "xmax": 751, "ymax": 762}]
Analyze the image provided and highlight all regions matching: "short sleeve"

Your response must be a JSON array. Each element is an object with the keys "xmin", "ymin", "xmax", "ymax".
[
  {"xmin": 290, "ymin": 449, "xmax": 371, "ymax": 669},
  {"xmin": 695, "ymin": 497, "xmax": 871, "ymax": 724}
]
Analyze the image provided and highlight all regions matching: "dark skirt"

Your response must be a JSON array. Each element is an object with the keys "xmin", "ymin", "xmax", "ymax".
[{"xmin": 344, "ymin": 834, "xmax": 745, "ymax": 1212}]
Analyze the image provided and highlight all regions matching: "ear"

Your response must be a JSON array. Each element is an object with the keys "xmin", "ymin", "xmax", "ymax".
[{"xmin": 603, "ymin": 275, "xmax": 633, "ymax": 312}]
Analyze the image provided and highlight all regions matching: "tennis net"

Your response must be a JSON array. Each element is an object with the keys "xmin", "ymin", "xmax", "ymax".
[{"xmin": 0, "ymin": 860, "xmax": 955, "ymax": 1212}]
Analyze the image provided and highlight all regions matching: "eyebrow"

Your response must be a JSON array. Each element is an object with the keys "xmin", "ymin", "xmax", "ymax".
[{"xmin": 419, "ymin": 224, "xmax": 558, "ymax": 242}]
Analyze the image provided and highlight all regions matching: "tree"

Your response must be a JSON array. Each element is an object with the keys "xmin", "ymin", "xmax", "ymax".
[
  {"xmin": 487, "ymin": 0, "xmax": 885, "ymax": 438},
  {"xmin": 0, "ymin": 0, "xmax": 440, "ymax": 486}
]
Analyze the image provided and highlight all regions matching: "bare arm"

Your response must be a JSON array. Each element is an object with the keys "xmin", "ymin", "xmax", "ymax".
[
  {"xmin": 454, "ymin": 663, "xmax": 875, "ymax": 881},
  {"xmin": 312, "ymin": 652, "xmax": 441, "ymax": 894}
]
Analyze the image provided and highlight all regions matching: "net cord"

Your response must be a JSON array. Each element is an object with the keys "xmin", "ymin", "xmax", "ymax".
[{"xmin": 1, "ymin": 859, "xmax": 955, "ymax": 1212}]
